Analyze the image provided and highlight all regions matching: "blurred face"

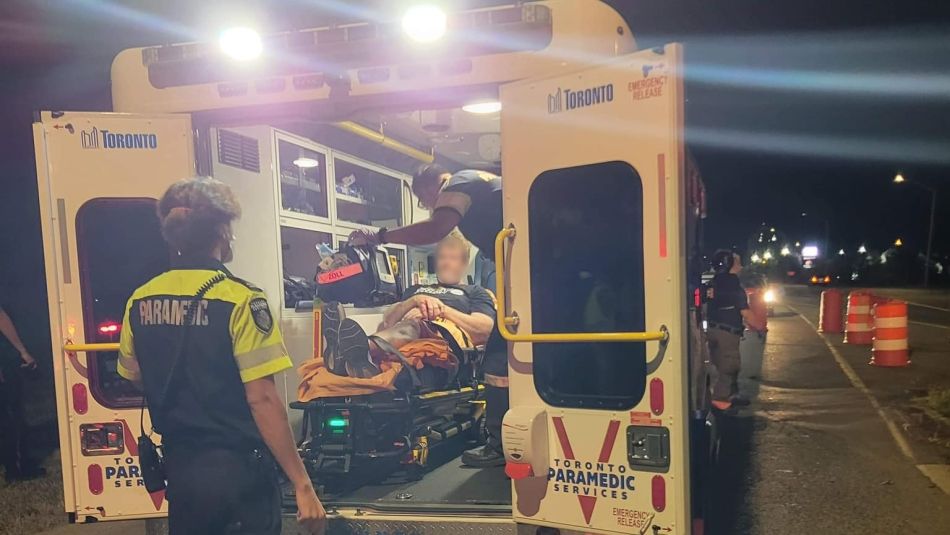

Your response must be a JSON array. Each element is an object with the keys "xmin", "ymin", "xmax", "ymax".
[
  {"xmin": 730, "ymin": 253, "xmax": 743, "ymax": 274},
  {"xmin": 416, "ymin": 173, "xmax": 450, "ymax": 210},
  {"xmin": 436, "ymin": 243, "xmax": 468, "ymax": 285}
]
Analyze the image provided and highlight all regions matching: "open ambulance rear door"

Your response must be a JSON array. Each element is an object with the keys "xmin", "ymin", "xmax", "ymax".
[
  {"xmin": 499, "ymin": 44, "xmax": 691, "ymax": 534},
  {"xmin": 33, "ymin": 112, "xmax": 193, "ymax": 522}
]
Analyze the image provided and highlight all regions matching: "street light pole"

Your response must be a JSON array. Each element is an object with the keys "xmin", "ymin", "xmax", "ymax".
[
  {"xmin": 894, "ymin": 173, "xmax": 937, "ymax": 287},
  {"xmin": 925, "ymin": 188, "xmax": 936, "ymax": 287}
]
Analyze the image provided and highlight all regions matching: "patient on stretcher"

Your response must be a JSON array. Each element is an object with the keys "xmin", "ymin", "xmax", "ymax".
[{"xmin": 298, "ymin": 233, "xmax": 495, "ymax": 401}]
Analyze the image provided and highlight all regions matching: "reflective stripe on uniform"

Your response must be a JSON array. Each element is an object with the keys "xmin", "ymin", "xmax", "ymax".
[
  {"xmin": 117, "ymin": 357, "xmax": 141, "ymax": 381},
  {"xmin": 235, "ymin": 343, "xmax": 288, "ymax": 371},
  {"xmin": 484, "ymin": 373, "xmax": 509, "ymax": 387},
  {"xmin": 239, "ymin": 355, "xmax": 294, "ymax": 383}
]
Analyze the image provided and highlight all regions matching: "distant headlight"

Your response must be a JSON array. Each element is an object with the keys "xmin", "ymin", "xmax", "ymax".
[{"xmin": 763, "ymin": 288, "xmax": 776, "ymax": 303}]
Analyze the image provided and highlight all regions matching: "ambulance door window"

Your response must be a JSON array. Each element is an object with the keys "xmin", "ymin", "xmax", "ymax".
[
  {"xmin": 528, "ymin": 161, "xmax": 646, "ymax": 410},
  {"xmin": 75, "ymin": 199, "xmax": 170, "ymax": 408},
  {"xmin": 281, "ymin": 226, "xmax": 331, "ymax": 308},
  {"xmin": 333, "ymin": 156, "xmax": 403, "ymax": 228},
  {"xmin": 278, "ymin": 140, "xmax": 329, "ymax": 219}
]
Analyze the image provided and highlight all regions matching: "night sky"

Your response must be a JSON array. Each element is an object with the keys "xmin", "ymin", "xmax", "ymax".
[{"xmin": 1, "ymin": 0, "xmax": 948, "ymax": 356}]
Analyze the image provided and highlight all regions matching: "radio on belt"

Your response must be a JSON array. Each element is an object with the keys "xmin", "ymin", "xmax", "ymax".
[{"xmin": 501, "ymin": 406, "xmax": 548, "ymax": 480}]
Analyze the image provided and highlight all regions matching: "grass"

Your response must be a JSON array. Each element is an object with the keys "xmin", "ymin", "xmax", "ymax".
[
  {"xmin": 0, "ymin": 453, "xmax": 70, "ymax": 535},
  {"xmin": 928, "ymin": 388, "xmax": 950, "ymax": 419}
]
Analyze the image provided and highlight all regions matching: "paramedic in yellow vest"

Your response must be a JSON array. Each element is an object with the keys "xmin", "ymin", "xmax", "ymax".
[
  {"xmin": 117, "ymin": 178, "xmax": 326, "ymax": 535},
  {"xmin": 350, "ymin": 164, "xmax": 507, "ymax": 467}
]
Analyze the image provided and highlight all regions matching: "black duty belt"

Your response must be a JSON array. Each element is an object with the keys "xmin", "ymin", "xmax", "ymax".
[{"xmin": 709, "ymin": 322, "xmax": 743, "ymax": 336}]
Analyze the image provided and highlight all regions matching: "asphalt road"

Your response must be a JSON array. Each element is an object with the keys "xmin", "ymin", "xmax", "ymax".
[{"xmin": 708, "ymin": 293, "xmax": 950, "ymax": 534}]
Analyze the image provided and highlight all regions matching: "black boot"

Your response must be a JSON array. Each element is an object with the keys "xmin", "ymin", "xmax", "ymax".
[
  {"xmin": 462, "ymin": 384, "xmax": 508, "ymax": 468},
  {"xmin": 462, "ymin": 443, "xmax": 506, "ymax": 468}
]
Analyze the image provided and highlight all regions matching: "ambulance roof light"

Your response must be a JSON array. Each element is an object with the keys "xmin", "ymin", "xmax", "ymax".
[
  {"xmin": 219, "ymin": 27, "xmax": 263, "ymax": 61},
  {"xmin": 402, "ymin": 4, "xmax": 448, "ymax": 43},
  {"xmin": 462, "ymin": 100, "xmax": 502, "ymax": 114}
]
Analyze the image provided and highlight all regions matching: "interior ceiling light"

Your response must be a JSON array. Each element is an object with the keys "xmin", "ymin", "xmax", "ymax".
[
  {"xmin": 219, "ymin": 27, "xmax": 263, "ymax": 61},
  {"xmin": 402, "ymin": 4, "xmax": 448, "ymax": 43},
  {"xmin": 293, "ymin": 157, "xmax": 320, "ymax": 168},
  {"xmin": 462, "ymin": 100, "xmax": 502, "ymax": 114}
]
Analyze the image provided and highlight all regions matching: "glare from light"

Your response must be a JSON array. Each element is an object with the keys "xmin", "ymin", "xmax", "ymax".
[
  {"xmin": 402, "ymin": 4, "xmax": 447, "ymax": 43},
  {"xmin": 795, "ymin": 241, "xmax": 801, "ymax": 247},
  {"xmin": 750, "ymin": 253, "xmax": 761, "ymax": 263},
  {"xmin": 293, "ymin": 157, "xmax": 320, "ymax": 168},
  {"xmin": 802, "ymin": 245, "xmax": 819, "ymax": 259},
  {"xmin": 780, "ymin": 246, "xmax": 791, "ymax": 256},
  {"xmin": 838, "ymin": 249, "xmax": 846, "ymax": 256},
  {"xmin": 894, "ymin": 238, "xmax": 903, "ymax": 247},
  {"xmin": 219, "ymin": 27, "xmax": 262, "ymax": 61},
  {"xmin": 894, "ymin": 173, "xmax": 905, "ymax": 184},
  {"xmin": 462, "ymin": 100, "xmax": 502, "ymax": 114},
  {"xmin": 858, "ymin": 244, "xmax": 867, "ymax": 254},
  {"xmin": 763, "ymin": 250, "xmax": 774, "ymax": 260},
  {"xmin": 763, "ymin": 289, "xmax": 776, "ymax": 303}
]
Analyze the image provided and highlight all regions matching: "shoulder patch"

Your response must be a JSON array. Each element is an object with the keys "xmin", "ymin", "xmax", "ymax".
[
  {"xmin": 230, "ymin": 276, "xmax": 264, "ymax": 293},
  {"xmin": 248, "ymin": 297, "xmax": 274, "ymax": 334}
]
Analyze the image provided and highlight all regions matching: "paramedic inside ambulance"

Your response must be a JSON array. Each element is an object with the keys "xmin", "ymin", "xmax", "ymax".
[
  {"xmin": 349, "ymin": 164, "xmax": 507, "ymax": 467},
  {"xmin": 117, "ymin": 177, "xmax": 326, "ymax": 535}
]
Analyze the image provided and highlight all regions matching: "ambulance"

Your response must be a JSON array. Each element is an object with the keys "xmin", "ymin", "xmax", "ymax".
[{"xmin": 32, "ymin": 1, "xmax": 714, "ymax": 533}]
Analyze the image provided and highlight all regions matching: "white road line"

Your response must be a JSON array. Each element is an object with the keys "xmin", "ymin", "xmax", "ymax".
[
  {"xmin": 910, "ymin": 320, "xmax": 950, "ymax": 330},
  {"xmin": 904, "ymin": 301, "xmax": 950, "ymax": 312},
  {"xmin": 788, "ymin": 305, "xmax": 917, "ymax": 462}
]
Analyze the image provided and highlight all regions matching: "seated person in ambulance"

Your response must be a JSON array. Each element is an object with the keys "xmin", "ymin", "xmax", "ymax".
[{"xmin": 299, "ymin": 234, "xmax": 494, "ymax": 398}]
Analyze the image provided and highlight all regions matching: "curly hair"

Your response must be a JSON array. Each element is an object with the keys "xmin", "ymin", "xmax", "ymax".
[{"xmin": 157, "ymin": 177, "xmax": 241, "ymax": 256}]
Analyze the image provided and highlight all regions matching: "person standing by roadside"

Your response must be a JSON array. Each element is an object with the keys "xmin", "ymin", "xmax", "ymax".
[
  {"xmin": 705, "ymin": 250, "xmax": 757, "ymax": 412},
  {"xmin": 0, "ymin": 298, "xmax": 43, "ymax": 483}
]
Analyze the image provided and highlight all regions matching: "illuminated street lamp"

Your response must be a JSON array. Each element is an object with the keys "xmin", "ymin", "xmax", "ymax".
[
  {"xmin": 838, "ymin": 249, "xmax": 846, "ymax": 256},
  {"xmin": 750, "ymin": 253, "xmax": 762, "ymax": 263},
  {"xmin": 893, "ymin": 172, "xmax": 936, "ymax": 286},
  {"xmin": 781, "ymin": 246, "xmax": 791, "ymax": 256},
  {"xmin": 894, "ymin": 238, "xmax": 903, "ymax": 247},
  {"xmin": 763, "ymin": 250, "xmax": 773, "ymax": 261},
  {"xmin": 858, "ymin": 244, "xmax": 867, "ymax": 254}
]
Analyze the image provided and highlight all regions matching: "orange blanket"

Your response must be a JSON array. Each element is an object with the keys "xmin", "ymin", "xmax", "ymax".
[{"xmin": 296, "ymin": 320, "xmax": 465, "ymax": 402}]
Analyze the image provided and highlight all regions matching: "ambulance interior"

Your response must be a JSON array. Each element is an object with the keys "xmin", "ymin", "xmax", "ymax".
[{"xmin": 210, "ymin": 102, "xmax": 511, "ymax": 513}]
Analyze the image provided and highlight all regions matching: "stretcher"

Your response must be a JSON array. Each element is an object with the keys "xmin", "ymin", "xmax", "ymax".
[{"xmin": 291, "ymin": 300, "xmax": 488, "ymax": 492}]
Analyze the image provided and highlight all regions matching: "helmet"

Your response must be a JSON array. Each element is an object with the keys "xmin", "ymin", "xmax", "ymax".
[{"xmin": 711, "ymin": 250, "xmax": 736, "ymax": 274}]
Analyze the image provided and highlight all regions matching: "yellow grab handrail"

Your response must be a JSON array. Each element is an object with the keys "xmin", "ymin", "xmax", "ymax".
[
  {"xmin": 494, "ymin": 227, "xmax": 669, "ymax": 344},
  {"xmin": 64, "ymin": 343, "xmax": 120, "ymax": 352}
]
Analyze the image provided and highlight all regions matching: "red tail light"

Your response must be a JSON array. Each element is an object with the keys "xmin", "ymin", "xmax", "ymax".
[
  {"xmin": 652, "ymin": 475, "xmax": 666, "ymax": 512},
  {"xmin": 693, "ymin": 288, "xmax": 701, "ymax": 307},
  {"xmin": 98, "ymin": 322, "xmax": 120, "ymax": 335}
]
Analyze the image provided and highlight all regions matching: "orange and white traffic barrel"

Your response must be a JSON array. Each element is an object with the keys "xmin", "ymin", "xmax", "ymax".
[
  {"xmin": 870, "ymin": 301, "xmax": 910, "ymax": 367},
  {"xmin": 844, "ymin": 291, "xmax": 873, "ymax": 345},
  {"xmin": 819, "ymin": 289, "xmax": 844, "ymax": 333}
]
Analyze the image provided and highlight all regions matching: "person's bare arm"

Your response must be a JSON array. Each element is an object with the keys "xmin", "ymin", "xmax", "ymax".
[
  {"xmin": 354, "ymin": 209, "xmax": 461, "ymax": 247},
  {"xmin": 441, "ymin": 307, "xmax": 494, "ymax": 346},
  {"xmin": 245, "ymin": 376, "xmax": 326, "ymax": 534},
  {"xmin": 382, "ymin": 297, "xmax": 422, "ymax": 329},
  {"xmin": 0, "ymin": 307, "xmax": 35, "ymax": 368}
]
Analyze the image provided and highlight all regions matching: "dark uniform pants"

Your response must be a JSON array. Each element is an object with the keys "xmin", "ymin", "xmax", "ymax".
[
  {"xmin": 708, "ymin": 327, "xmax": 741, "ymax": 402},
  {"xmin": 0, "ymin": 365, "xmax": 31, "ymax": 476},
  {"xmin": 483, "ymin": 329, "xmax": 508, "ymax": 452},
  {"xmin": 165, "ymin": 445, "xmax": 281, "ymax": 535}
]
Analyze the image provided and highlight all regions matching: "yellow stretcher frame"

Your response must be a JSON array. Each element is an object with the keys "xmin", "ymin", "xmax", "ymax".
[{"xmin": 494, "ymin": 227, "xmax": 669, "ymax": 344}]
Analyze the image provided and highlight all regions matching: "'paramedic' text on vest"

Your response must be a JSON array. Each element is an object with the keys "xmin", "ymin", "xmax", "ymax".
[{"xmin": 138, "ymin": 298, "xmax": 210, "ymax": 326}]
